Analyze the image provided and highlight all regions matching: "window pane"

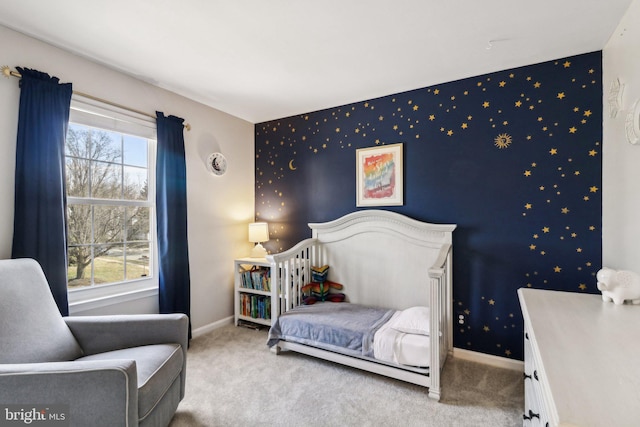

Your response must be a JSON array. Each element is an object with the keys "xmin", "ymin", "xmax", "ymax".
[
  {"xmin": 94, "ymin": 205, "xmax": 124, "ymax": 244},
  {"xmin": 123, "ymin": 134, "xmax": 148, "ymax": 167},
  {"xmin": 66, "ymin": 158, "xmax": 90, "ymax": 197},
  {"xmin": 126, "ymin": 207, "xmax": 150, "ymax": 241},
  {"xmin": 92, "ymin": 160, "xmax": 122, "ymax": 199},
  {"xmin": 91, "ymin": 130, "xmax": 122, "ymax": 163},
  {"xmin": 124, "ymin": 166, "xmax": 148, "ymax": 200},
  {"xmin": 126, "ymin": 243, "xmax": 150, "ymax": 280},
  {"xmin": 94, "ymin": 245, "xmax": 125, "ymax": 285},
  {"xmin": 68, "ymin": 245, "xmax": 92, "ymax": 289},
  {"xmin": 66, "ymin": 123, "xmax": 92, "ymax": 159},
  {"xmin": 67, "ymin": 205, "xmax": 92, "ymax": 245}
]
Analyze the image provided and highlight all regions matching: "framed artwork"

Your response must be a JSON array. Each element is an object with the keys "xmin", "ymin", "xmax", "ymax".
[{"xmin": 356, "ymin": 143, "xmax": 403, "ymax": 207}]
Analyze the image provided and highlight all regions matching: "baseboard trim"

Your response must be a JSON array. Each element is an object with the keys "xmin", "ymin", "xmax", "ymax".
[
  {"xmin": 452, "ymin": 347, "xmax": 523, "ymax": 371},
  {"xmin": 192, "ymin": 316, "xmax": 234, "ymax": 338}
]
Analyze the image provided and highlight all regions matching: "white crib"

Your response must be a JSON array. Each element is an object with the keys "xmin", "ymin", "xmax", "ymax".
[{"xmin": 266, "ymin": 210, "xmax": 455, "ymax": 400}]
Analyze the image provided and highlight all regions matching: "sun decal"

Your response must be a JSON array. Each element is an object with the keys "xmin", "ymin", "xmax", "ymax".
[{"xmin": 494, "ymin": 133, "xmax": 513, "ymax": 149}]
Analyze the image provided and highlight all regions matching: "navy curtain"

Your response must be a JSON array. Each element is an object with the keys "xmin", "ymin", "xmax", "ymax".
[
  {"xmin": 12, "ymin": 68, "xmax": 72, "ymax": 316},
  {"xmin": 156, "ymin": 112, "xmax": 191, "ymax": 338}
]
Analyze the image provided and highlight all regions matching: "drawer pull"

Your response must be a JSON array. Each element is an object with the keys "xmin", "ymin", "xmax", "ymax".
[
  {"xmin": 528, "ymin": 409, "xmax": 540, "ymax": 420},
  {"xmin": 524, "ymin": 372, "xmax": 532, "ymax": 380},
  {"xmin": 525, "ymin": 332, "xmax": 529, "ymax": 340},
  {"xmin": 533, "ymin": 370, "xmax": 539, "ymax": 381}
]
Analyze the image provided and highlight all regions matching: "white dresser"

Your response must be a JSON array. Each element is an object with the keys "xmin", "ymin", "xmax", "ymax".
[{"xmin": 518, "ymin": 288, "xmax": 640, "ymax": 427}]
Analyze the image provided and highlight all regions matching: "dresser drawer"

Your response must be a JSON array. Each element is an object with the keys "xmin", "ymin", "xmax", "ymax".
[{"xmin": 523, "ymin": 329, "xmax": 550, "ymax": 427}]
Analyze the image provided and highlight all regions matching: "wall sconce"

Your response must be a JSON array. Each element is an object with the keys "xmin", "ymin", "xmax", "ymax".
[{"xmin": 248, "ymin": 222, "xmax": 269, "ymax": 258}]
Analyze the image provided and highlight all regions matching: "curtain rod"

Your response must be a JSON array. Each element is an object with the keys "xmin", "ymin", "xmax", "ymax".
[{"xmin": 1, "ymin": 65, "xmax": 191, "ymax": 131}]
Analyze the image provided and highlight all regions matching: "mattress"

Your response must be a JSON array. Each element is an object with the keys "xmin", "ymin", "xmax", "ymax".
[
  {"xmin": 373, "ymin": 310, "xmax": 431, "ymax": 368},
  {"xmin": 267, "ymin": 302, "xmax": 430, "ymax": 369},
  {"xmin": 267, "ymin": 302, "xmax": 394, "ymax": 358}
]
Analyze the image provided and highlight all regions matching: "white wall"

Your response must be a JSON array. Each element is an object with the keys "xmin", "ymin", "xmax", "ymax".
[
  {"xmin": 603, "ymin": 0, "xmax": 640, "ymax": 270},
  {"xmin": 0, "ymin": 25, "xmax": 255, "ymax": 329}
]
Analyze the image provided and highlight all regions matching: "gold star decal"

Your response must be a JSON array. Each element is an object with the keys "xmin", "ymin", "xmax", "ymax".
[
  {"xmin": 584, "ymin": 110, "xmax": 592, "ymax": 117},
  {"xmin": 499, "ymin": 81, "xmax": 506, "ymax": 87},
  {"xmin": 393, "ymin": 125, "xmax": 398, "ymax": 130},
  {"xmin": 434, "ymin": 89, "xmax": 440, "ymax": 95},
  {"xmin": 589, "ymin": 149, "xmax": 598, "ymax": 156},
  {"xmin": 413, "ymin": 105, "xmax": 419, "ymax": 111},
  {"xmin": 447, "ymin": 130, "xmax": 454, "ymax": 136},
  {"xmin": 461, "ymin": 123, "xmax": 468, "ymax": 129},
  {"xmin": 561, "ymin": 207, "xmax": 570, "ymax": 214},
  {"xmin": 542, "ymin": 227, "xmax": 550, "ymax": 233},
  {"xmin": 590, "ymin": 186, "xmax": 599, "ymax": 193},
  {"xmin": 530, "ymin": 244, "xmax": 536, "ymax": 250},
  {"xmin": 557, "ymin": 92, "xmax": 566, "ymax": 99},
  {"xmin": 482, "ymin": 101, "xmax": 490, "ymax": 108},
  {"xmin": 335, "ymin": 127, "xmax": 340, "ymax": 132},
  {"xmin": 515, "ymin": 100, "xmax": 522, "ymax": 107},
  {"xmin": 577, "ymin": 248, "xmax": 583, "ymax": 253},
  {"xmin": 554, "ymin": 266, "xmax": 562, "ymax": 273},
  {"xmin": 563, "ymin": 61, "xmax": 571, "ymax": 68},
  {"xmin": 378, "ymin": 115, "xmax": 384, "ymax": 121},
  {"xmin": 489, "ymin": 299, "xmax": 495, "ymax": 305},
  {"xmin": 533, "ymin": 234, "xmax": 539, "ymax": 239},
  {"xmin": 550, "ymin": 148, "xmax": 558, "ymax": 155},
  {"xmin": 364, "ymin": 102, "xmax": 369, "ymax": 107},
  {"xmin": 429, "ymin": 114, "xmax": 435, "ymax": 121},
  {"xmin": 483, "ymin": 326, "xmax": 490, "ymax": 332},
  {"xmin": 579, "ymin": 284, "xmax": 587, "ymax": 290},
  {"xmin": 534, "ymin": 82, "xmax": 541, "ymax": 88},
  {"xmin": 569, "ymin": 127, "xmax": 577, "ymax": 133},
  {"xmin": 524, "ymin": 170, "xmax": 532, "ymax": 177},
  {"xmin": 525, "ymin": 203, "xmax": 532, "ymax": 209}
]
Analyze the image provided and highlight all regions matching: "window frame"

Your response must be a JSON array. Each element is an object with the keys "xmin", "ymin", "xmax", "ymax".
[{"xmin": 66, "ymin": 95, "xmax": 158, "ymax": 310}]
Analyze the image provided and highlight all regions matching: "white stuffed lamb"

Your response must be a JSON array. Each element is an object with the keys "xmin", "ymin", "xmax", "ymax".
[{"xmin": 596, "ymin": 267, "xmax": 640, "ymax": 305}]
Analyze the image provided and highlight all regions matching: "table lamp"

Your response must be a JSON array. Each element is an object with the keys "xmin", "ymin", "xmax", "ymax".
[{"xmin": 248, "ymin": 222, "xmax": 269, "ymax": 258}]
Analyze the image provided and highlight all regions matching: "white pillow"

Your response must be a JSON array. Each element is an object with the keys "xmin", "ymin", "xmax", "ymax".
[{"xmin": 389, "ymin": 306, "xmax": 430, "ymax": 336}]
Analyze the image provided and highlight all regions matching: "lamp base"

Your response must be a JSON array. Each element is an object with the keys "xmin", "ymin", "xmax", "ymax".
[{"xmin": 250, "ymin": 243, "xmax": 267, "ymax": 258}]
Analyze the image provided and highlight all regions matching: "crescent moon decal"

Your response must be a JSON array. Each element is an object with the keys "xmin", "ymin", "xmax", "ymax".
[{"xmin": 289, "ymin": 159, "xmax": 297, "ymax": 170}]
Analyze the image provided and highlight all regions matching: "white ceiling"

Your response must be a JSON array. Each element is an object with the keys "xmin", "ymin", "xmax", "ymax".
[{"xmin": 0, "ymin": 0, "xmax": 632, "ymax": 123}]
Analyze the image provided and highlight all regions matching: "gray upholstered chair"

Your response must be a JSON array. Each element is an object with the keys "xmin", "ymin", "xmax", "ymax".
[{"xmin": 0, "ymin": 258, "xmax": 188, "ymax": 427}]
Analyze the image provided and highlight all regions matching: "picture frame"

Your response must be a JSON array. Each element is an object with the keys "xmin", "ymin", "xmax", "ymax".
[{"xmin": 356, "ymin": 143, "xmax": 403, "ymax": 207}]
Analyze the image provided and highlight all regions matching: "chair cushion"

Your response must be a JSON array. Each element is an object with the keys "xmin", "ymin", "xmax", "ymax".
[
  {"xmin": 76, "ymin": 343, "xmax": 183, "ymax": 420},
  {"xmin": 0, "ymin": 258, "xmax": 83, "ymax": 363}
]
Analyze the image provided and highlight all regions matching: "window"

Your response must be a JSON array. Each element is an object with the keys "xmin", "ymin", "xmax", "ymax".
[{"xmin": 65, "ymin": 96, "xmax": 156, "ymax": 293}]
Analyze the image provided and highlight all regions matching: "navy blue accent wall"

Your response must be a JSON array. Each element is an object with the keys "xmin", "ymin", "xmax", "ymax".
[{"xmin": 255, "ymin": 52, "xmax": 602, "ymax": 360}]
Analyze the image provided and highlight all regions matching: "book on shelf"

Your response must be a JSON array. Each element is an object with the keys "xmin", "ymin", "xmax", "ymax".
[
  {"xmin": 239, "ymin": 293, "xmax": 271, "ymax": 320},
  {"xmin": 240, "ymin": 266, "xmax": 270, "ymax": 292}
]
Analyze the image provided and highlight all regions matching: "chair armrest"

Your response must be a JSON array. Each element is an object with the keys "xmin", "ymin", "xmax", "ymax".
[
  {"xmin": 65, "ymin": 313, "xmax": 189, "ymax": 399},
  {"xmin": 64, "ymin": 314, "xmax": 188, "ymax": 356},
  {"xmin": 0, "ymin": 360, "xmax": 137, "ymax": 427}
]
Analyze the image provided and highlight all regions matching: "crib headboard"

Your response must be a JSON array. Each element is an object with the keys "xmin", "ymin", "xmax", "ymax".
[
  {"xmin": 268, "ymin": 210, "xmax": 456, "ymax": 315},
  {"xmin": 310, "ymin": 210, "xmax": 455, "ymax": 310}
]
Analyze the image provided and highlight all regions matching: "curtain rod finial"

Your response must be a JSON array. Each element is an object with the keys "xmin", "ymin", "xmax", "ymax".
[
  {"xmin": 185, "ymin": 123, "xmax": 191, "ymax": 132},
  {"xmin": 2, "ymin": 66, "xmax": 12, "ymax": 78}
]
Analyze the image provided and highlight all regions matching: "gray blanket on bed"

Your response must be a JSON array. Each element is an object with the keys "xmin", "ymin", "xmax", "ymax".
[{"xmin": 266, "ymin": 302, "xmax": 394, "ymax": 358}]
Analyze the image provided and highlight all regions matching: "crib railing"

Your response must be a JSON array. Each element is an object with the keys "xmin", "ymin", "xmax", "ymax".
[{"xmin": 266, "ymin": 238, "xmax": 321, "ymax": 321}]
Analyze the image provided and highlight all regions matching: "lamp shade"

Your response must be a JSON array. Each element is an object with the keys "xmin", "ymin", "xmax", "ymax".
[{"xmin": 248, "ymin": 222, "xmax": 269, "ymax": 243}]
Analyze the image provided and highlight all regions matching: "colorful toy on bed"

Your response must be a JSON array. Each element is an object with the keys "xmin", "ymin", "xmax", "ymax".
[{"xmin": 302, "ymin": 265, "xmax": 345, "ymax": 304}]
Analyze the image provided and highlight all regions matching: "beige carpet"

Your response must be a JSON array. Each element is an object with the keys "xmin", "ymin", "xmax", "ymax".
[{"xmin": 169, "ymin": 324, "xmax": 523, "ymax": 427}]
